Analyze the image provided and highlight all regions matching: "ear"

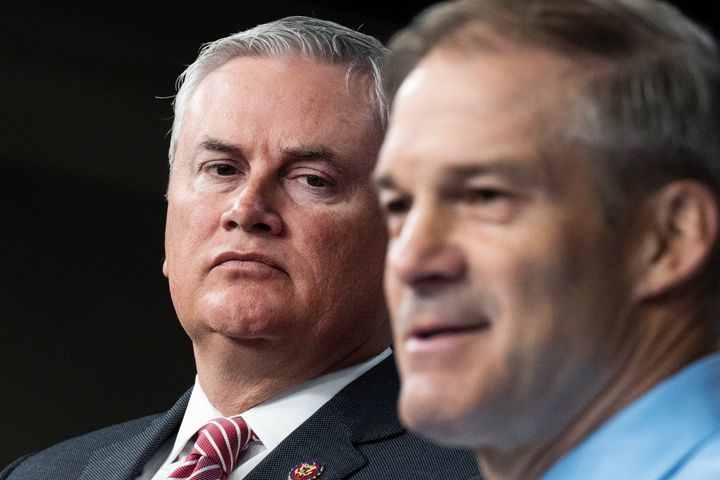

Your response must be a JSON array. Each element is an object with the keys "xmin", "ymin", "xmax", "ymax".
[{"xmin": 634, "ymin": 180, "xmax": 719, "ymax": 300}]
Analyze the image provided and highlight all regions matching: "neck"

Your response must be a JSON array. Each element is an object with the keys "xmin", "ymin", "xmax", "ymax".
[
  {"xmin": 193, "ymin": 332, "xmax": 391, "ymax": 416},
  {"xmin": 478, "ymin": 298, "xmax": 717, "ymax": 480}
]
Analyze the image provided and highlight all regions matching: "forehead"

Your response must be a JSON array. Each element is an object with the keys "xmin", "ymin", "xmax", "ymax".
[
  {"xmin": 377, "ymin": 44, "xmax": 580, "ymax": 180},
  {"xmin": 177, "ymin": 55, "xmax": 380, "ymax": 163},
  {"xmin": 190, "ymin": 54, "xmax": 373, "ymax": 110}
]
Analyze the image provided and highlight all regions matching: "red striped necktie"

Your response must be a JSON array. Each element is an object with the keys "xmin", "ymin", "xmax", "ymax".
[{"xmin": 167, "ymin": 416, "xmax": 258, "ymax": 480}]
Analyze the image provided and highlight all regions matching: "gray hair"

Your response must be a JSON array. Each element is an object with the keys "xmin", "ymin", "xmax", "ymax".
[
  {"xmin": 169, "ymin": 15, "xmax": 388, "ymax": 165},
  {"xmin": 385, "ymin": 0, "xmax": 720, "ymax": 303}
]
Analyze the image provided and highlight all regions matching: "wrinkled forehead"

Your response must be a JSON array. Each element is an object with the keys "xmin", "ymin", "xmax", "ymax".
[
  {"xmin": 193, "ymin": 56, "xmax": 379, "ymax": 130},
  {"xmin": 375, "ymin": 46, "xmax": 606, "ymax": 210},
  {"xmin": 170, "ymin": 52, "xmax": 385, "ymax": 167},
  {"xmin": 174, "ymin": 56, "xmax": 385, "ymax": 176}
]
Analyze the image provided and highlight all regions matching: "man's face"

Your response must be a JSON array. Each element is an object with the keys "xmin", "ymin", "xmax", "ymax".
[
  {"xmin": 375, "ymin": 46, "xmax": 639, "ymax": 447},
  {"xmin": 164, "ymin": 56, "xmax": 389, "ymax": 381}
]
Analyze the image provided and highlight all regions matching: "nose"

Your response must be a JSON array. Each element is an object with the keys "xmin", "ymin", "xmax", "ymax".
[
  {"xmin": 221, "ymin": 180, "xmax": 283, "ymax": 235},
  {"xmin": 387, "ymin": 203, "xmax": 466, "ymax": 292}
]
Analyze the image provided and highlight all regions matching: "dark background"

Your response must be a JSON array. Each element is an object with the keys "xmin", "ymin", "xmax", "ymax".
[{"xmin": 1, "ymin": 0, "xmax": 717, "ymax": 467}]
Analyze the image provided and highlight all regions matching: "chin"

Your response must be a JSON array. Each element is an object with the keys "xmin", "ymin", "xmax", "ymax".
[
  {"xmin": 209, "ymin": 311, "xmax": 287, "ymax": 339},
  {"xmin": 398, "ymin": 378, "xmax": 482, "ymax": 448},
  {"xmin": 180, "ymin": 306, "xmax": 289, "ymax": 346}
]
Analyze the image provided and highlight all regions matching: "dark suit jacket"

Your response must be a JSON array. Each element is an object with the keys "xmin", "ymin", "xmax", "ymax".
[{"xmin": 1, "ymin": 357, "xmax": 482, "ymax": 479}]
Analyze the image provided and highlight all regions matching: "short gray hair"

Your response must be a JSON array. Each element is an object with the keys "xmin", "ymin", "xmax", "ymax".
[{"xmin": 169, "ymin": 16, "xmax": 388, "ymax": 165}]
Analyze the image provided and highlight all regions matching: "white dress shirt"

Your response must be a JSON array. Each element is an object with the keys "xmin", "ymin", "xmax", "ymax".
[{"xmin": 137, "ymin": 348, "xmax": 391, "ymax": 480}]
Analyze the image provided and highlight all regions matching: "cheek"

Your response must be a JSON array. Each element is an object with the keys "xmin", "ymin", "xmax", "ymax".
[
  {"xmin": 293, "ymin": 208, "xmax": 388, "ymax": 328},
  {"xmin": 302, "ymin": 204, "xmax": 386, "ymax": 281},
  {"xmin": 165, "ymin": 197, "xmax": 219, "ymax": 266},
  {"xmin": 463, "ymin": 231, "xmax": 572, "ymax": 352},
  {"xmin": 489, "ymin": 227, "xmax": 620, "ymax": 366}
]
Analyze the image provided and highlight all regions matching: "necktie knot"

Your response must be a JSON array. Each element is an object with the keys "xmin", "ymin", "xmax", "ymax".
[{"xmin": 168, "ymin": 416, "xmax": 257, "ymax": 480}]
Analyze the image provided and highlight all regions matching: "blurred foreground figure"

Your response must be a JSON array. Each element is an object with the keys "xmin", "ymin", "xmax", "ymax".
[{"xmin": 376, "ymin": 1, "xmax": 720, "ymax": 478}]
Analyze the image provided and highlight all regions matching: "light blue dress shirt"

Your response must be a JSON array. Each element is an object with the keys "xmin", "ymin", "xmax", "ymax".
[{"xmin": 542, "ymin": 352, "xmax": 720, "ymax": 479}]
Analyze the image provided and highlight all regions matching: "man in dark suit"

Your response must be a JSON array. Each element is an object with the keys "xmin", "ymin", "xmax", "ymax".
[
  {"xmin": 375, "ymin": 0, "xmax": 720, "ymax": 478},
  {"xmin": 1, "ymin": 16, "xmax": 480, "ymax": 480}
]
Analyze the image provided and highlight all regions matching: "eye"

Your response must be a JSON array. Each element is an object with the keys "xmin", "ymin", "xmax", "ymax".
[
  {"xmin": 213, "ymin": 164, "xmax": 237, "ymax": 176},
  {"xmin": 462, "ymin": 188, "xmax": 506, "ymax": 203},
  {"xmin": 201, "ymin": 162, "xmax": 239, "ymax": 177},
  {"xmin": 379, "ymin": 192, "xmax": 412, "ymax": 216},
  {"xmin": 385, "ymin": 197, "xmax": 411, "ymax": 214},
  {"xmin": 289, "ymin": 171, "xmax": 336, "ymax": 190},
  {"xmin": 303, "ymin": 174, "xmax": 328, "ymax": 188},
  {"xmin": 380, "ymin": 195, "xmax": 411, "ymax": 238},
  {"xmin": 458, "ymin": 185, "xmax": 519, "ymax": 223},
  {"xmin": 284, "ymin": 170, "xmax": 339, "ymax": 203}
]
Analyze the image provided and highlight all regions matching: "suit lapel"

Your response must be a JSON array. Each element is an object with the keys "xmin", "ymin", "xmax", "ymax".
[
  {"xmin": 245, "ymin": 357, "xmax": 404, "ymax": 480},
  {"xmin": 73, "ymin": 357, "xmax": 402, "ymax": 480},
  {"xmin": 78, "ymin": 389, "xmax": 191, "ymax": 480},
  {"xmin": 244, "ymin": 412, "xmax": 367, "ymax": 480}
]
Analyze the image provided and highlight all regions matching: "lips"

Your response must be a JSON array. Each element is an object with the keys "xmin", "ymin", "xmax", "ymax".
[
  {"xmin": 402, "ymin": 319, "xmax": 490, "ymax": 360},
  {"xmin": 411, "ymin": 322, "xmax": 490, "ymax": 340},
  {"xmin": 212, "ymin": 251, "xmax": 285, "ymax": 273},
  {"xmin": 408, "ymin": 321, "xmax": 490, "ymax": 341}
]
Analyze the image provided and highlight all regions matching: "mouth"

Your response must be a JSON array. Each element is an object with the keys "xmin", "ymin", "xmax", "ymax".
[
  {"xmin": 402, "ymin": 319, "xmax": 491, "ymax": 357},
  {"xmin": 410, "ymin": 322, "xmax": 490, "ymax": 341},
  {"xmin": 411, "ymin": 323, "xmax": 490, "ymax": 340},
  {"xmin": 212, "ymin": 251, "xmax": 286, "ymax": 274}
]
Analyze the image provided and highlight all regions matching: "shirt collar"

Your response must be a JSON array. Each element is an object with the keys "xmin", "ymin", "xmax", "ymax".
[
  {"xmin": 168, "ymin": 348, "xmax": 391, "ymax": 463},
  {"xmin": 542, "ymin": 351, "xmax": 720, "ymax": 480}
]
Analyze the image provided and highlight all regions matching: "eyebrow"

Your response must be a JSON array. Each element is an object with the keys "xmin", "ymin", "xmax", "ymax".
[
  {"xmin": 199, "ymin": 137, "xmax": 340, "ymax": 163},
  {"xmin": 283, "ymin": 144, "xmax": 354, "ymax": 178},
  {"xmin": 374, "ymin": 158, "xmax": 541, "ymax": 190},
  {"xmin": 445, "ymin": 162, "xmax": 535, "ymax": 183},
  {"xmin": 373, "ymin": 173, "xmax": 397, "ymax": 190},
  {"xmin": 200, "ymin": 137, "xmax": 243, "ymax": 156},
  {"xmin": 283, "ymin": 144, "xmax": 338, "ymax": 162},
  {"xmin": 197, "ymin": 137, "xmax": 353, "ymax": 177}
]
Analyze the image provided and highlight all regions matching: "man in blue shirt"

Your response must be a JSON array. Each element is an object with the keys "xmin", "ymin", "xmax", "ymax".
[{"xmin": 374, "ymin": 0, "xmax": 720, "ymax": 478}]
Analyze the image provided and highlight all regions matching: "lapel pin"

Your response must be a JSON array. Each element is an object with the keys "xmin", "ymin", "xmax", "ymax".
[{"xmin": 288, "ymin": 461, "xmax": 325, "ymax": 480}]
